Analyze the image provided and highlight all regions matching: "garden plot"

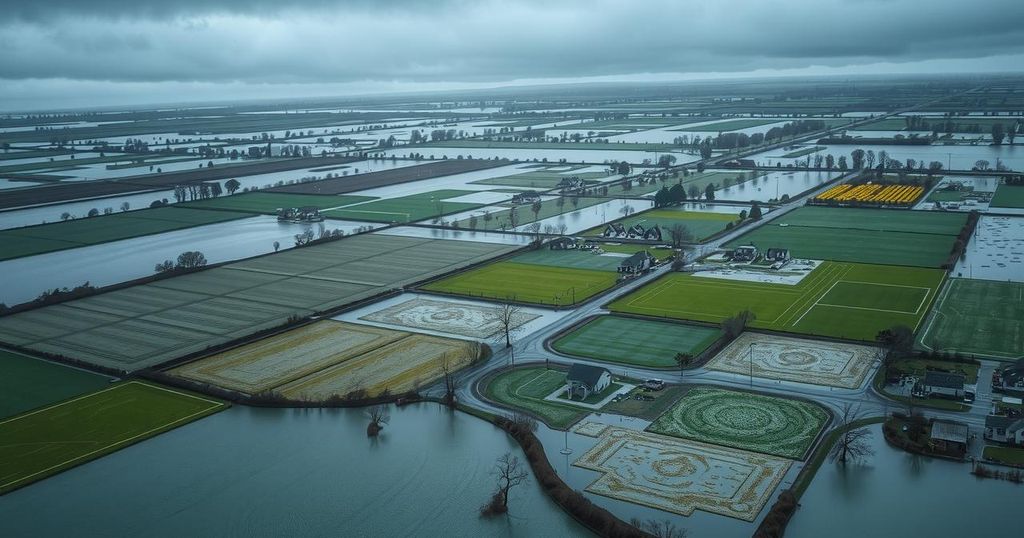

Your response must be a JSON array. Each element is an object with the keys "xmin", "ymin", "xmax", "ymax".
[
  {"xmin": 952, "ymin": 216, "xmax": 1024, "ymax": 282},
  {"xmin": 572, "ymin": 423, "xmax": 790, "ymax": 522},
  {"xmin": 647, "ymin": 387, "xmax": 828, "ymax": 459},
  {"xmin": 358, "ymin": 296, "xmax": 538, "ymax": 339},
  {"xmin": 706, "ymin": 333, "xmax": 876, "ymax": 389}
]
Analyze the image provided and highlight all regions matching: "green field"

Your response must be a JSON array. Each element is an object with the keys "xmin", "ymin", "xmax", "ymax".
[
  {"xmin": 984, "ymin": 445, "xmax": 1024, "ymax": 465},
  {"xmin": 422, "ymin": 261, "xmax": 618, "ymax": 306},
  {"xmin": 0, "ymin": 350, "xmax": 112, "ymax": 419},
  {"xmin": 610, "ymin": 261, "xmax": 945, "ymax": 341},
  {"xmin": 917, "ymin": 278, "xmax": 1024, "ymax": 360},
  {"xmin": 781, "ymin": 146, "xmax": 825, "ymax": 158},
  {"xmin": 725, "ymin": 206, "xmax": 967, "ymax": 268},
  {"xmin": 452, "ymin": 196, "xmax": 609, "ymax": 231},
  {"xmin": 0, "ymin": 381, "xmax": 224, "ymax": 494},
  {"xmin": 470, "ymin": 166, "xmax": 610, "ymax": 188},
  {"xmin": 648, "ymin": 387, "xmax": 828, "ymax": 459},
  {"xmin": 484, "ymin": 367, "xmax": 590, "ymax": 429},
  {"xmin": 182, "ymin": 192, "xmax": 373, "ymax": 214},
  {"xmin": 589, "ymin": 208, "xmax": 738, "ymax": 241},
  {"xmin": 415, "ymin": 140, "xmax": 678, "ymax": 152},
  {"xmin": 510, "ymin": 248, "xmax": 647, "ymax": 272},
  {"xmin": 323, "ymin": 190, "xmax": 482, "ymax": 223},
  {"xmin": 669, "ymin": 118, "xmax": 781, "ymax": 132},
  {"xmin": 552, "ymin": 315, "xmax": 722, "ymax": 368},
  {"xmin": 0, "ymin": 207, "xmax": 254, "ymax": 260},
  {"xmin": 991, "ymin": 184, "xmax": 1024, "ymax": 209}
]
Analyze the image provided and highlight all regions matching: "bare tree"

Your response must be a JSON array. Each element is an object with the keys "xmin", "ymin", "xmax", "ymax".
[
  {"xmin": 668, "ymin": 223, "xmax": 693, "ymax": 249},
  {"xmin": 675, "ymin": 352, "xmax": 694, "ymax": 375},
  {"xmin": 631, "ymin": 518, "xmax": 689, "ymax": 538},
  {"xmin": 492, "ymin": 301, "xmax": 523, "ymax": 348},
  {"xmin": 442, "ymin": 356, "xmax": 460, "ymax": 408},
  {"xmin": 481, "ymin": 452, "xmax": 529, "ymax": 516},
  {"xmin": 830, "ymin": 403, "xmax": 874, "ymax": 466},
  {"xmin": 366, "ymin": 405, "xmax": 390, "ymax": 437}
]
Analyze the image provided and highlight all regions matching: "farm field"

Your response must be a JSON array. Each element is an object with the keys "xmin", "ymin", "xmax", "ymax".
[
  {"xmin": 412, "ymin": 139, "xmax": 677, "ymax": 152},
  {"xmin": 609, "ymin": 261, "xmax": 945, "ymax": 341},
  {"xmin": 323, "ymin": 189, "xmax": 482, "ymax": 223},
  {"xmin": 422, "ymin": 261, "xmax": 618, "ymax": 306},
  {"xmin": 647, "ymin": 387, "xmax": 829, "ymax": 459},
  {"xmin": 358, "ymin": 296, "xmax": 539, "ymax": 339},
  {"xmin": 706, "ymin": 332, "xmax": 876, "ymax": 389},
  {"xmin": 270, "ymin": 159, "xmax": 504, "ymax": 195},
  {"xmin": 509, "ymin": 247, "xmax": 650, "ymax": 272},
  {"xmin": 0, "ymin": 381, "xmax": 224, "ymax": 495},
  {"xmin": 589, "ymin": 207, "xmax": 738, "ymax": 241},
  {"xmin": 552, "ymin": 315, "xmax": 722, "ymax": 368},
  {"xmin": 0, "ymin": 350, "xmax": 111, "ymax": 419},
  {"xmin": 450, "ymin": 195, "xmax": 610, "ymax": 231},
  {"xmin": 469, "ymin": 165, "xmax": 610, "ymax": 188},
  {"xmin": 572, "ymin": 422, "xmax": 790, "ymax": 522},
  {"xmin": 182, "ymin": 192, "xmax": 373, "ymax": 214},
  {"xmin": 752, "ymin": 206, "xmax": 967, "ymax": 234},
  {"xmin": 991, "ymin": 184, "xmax": 1024, "ymax": 209},
  {"xmin": 670, "ymin": 118, "xmax": 781, "ymax": 132},
  {"xmin": 0, "ymin": 207, "xmax": 253, "ymax": 260},
  {"xmin": 484, "ymin": 367, "xmax": 590, "ymax": 429},
  {"xmin": 0, "ymin": 234, "xmax": 515, "ymax": 370},
  {"xmin": 917, "ymin": 278, "xmax": 1024, "ymax": 360}
]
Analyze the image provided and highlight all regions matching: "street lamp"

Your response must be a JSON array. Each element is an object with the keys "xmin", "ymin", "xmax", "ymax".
[{"xmin": 748, "ymin": 342, "xmax": 757, "ymax": 388}]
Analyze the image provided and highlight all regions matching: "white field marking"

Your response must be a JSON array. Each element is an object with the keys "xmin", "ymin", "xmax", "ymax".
[
  {"xmin": 791, "ymin": 279, "xmax": 842, "ymax": 328},
  {"xmin": 512, "ymin": 370, "xmax": 558, "ymax": 401},
  {"xmin": 814, "ymin": 303, "xmax": 919, "ymax": 315},
  {"xmin": 913, "ymin": 287, "xmax": 931, "ymax": 315},
  {"xmin": 839, "ymin": 280, "xmax": 933, "ymax": 292},
  {"xmin": 0, "ymin": 382, "xmax": 223, "ymax": 491},
  {"xmin": 773, "ymin": 262, "xmax": 849, "ymax": 326}
]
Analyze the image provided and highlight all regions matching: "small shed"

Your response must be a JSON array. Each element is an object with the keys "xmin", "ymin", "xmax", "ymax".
[
  {"xmin": 732, "ymin": 245, "xmax": 758, "ymax": 262},
  {"xmin": 566, "ymin": 364, "xmax": 612, "ymax": 400},
  {"xmin": 930, "ymin": 420, "xmax": 969, "ymax": 456},
  {"xmin": 764, "ymin": 248, "xmax": 791, "ymax": 262}
]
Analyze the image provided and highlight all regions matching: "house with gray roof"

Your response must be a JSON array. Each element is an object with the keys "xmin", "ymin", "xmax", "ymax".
[
  {"xmin": 985, "ymin": 415, "xmax": 1024, "ymax": 445},
  {"xmin": 565, "ymin": 363, "xmax": 612, "ymax": 401}
]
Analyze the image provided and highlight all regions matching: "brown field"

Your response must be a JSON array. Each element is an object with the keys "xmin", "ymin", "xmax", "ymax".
[{"xmin": 269, "ymin": 159, "xmax": 505, "ymax": 195}]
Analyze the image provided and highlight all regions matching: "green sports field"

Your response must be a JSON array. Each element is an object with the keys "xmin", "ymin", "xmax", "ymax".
[
  {"xmin": 484, "ymin": 367, "xmax": 590, "ymax": 429},
  {"xmin": 552, "ymin": 315, "xmax": 722, "ymax": 368},
  {"xmin": 0, "ymin": 381, "xmax": 224, "ymax": 494},
  {"xmin": 588, "ymin": 208, "xmax": 738, "ymax": 241},
  {"xmin": 991, "ymin": 184, "xmax": 1024, "ymax": 209},
  {"xmin": 323, "ymin": 190, "xmax": 482, "ymax": 223},
  {"xmin": 609, "ymin": 261, "xmax": 945, "ymax": 341},
  {"xmin": 0, "ymin": 350, "xmax": 111, "ymax": 419},
  {"xmin": 510, "ymin": 248, "xmax": 649, "ymax": 272},
  {"xmin": 725, "ymin": 206, "xmax": 967, "ymax": 268},
  {"xmin": 917, "ymin": 278, "xmax": 1024, "ymax": 360},
  {"xmin": 422, "ymin": 261, "xmax": 618, "ymax": 306},
  {"xmin": 182, "ymin": 192, "xmax": 373, "ymax": 213}
]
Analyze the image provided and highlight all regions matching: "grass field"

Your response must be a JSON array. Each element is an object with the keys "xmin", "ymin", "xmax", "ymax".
[
  {"xmin": 0, "ymin": 350, "xmax": 111, "ymax": 419},
  {"xmin": 781, "ymin": 146, "xmax": 825, "ymax": 158},
  {"xmin": 588, "ymin": 208, "xmax": 738, "ymax": 241},
  {"xmin": 470, "ymin": 166, "xmax": 610, "ymax": 188},
  {"xmin": 917, "ymin": 278, "xmax": 1024, "ymax": 360},
  {"xmin": 610, "ymin": 261, "xmax": 945, "ymax": 341},
  {"xmin": 323, "ymin": 190, "xmax": 482, "ymax": 223},
  {"xmin": 484, "ymin": 367, "xmax": 590, "ymax": 429},
  {"xmin": 421, "ymin": 261, "xmax": 619, "ymax": 306},
  {"xmin": 415, "ymin": 139, "xmax": 677, "ymax": 152},
  {"xmin": 647, "ymin": 387, "xmax": 828, "ymax": 459},
  {"xmin": 510, "ymin": 248, "xmax": 645, "ymax": 272},
  {"xmin": 670, "ymin": 119, "xmax": 781, "ymax": 132},
  {"xmin": 552, "ymin": 316, "xmax": 722, "ymax": 368},
  {"xmin": 182, "ymin": 192, "xmax": 373, "ymax": 213},
  {"xmin": 0, "ymin": 381, "xmax": 224, "ymax": 494},
  {"xmin": 991, "ymin": 184, "xmax": 1024, "ymax": 209},
  {"xmin": 0, "ymin": 207, "xmax": 254, "ymax": 260},
  {"xmin": 451, "ymin": 196, "xmax": 610, "ymax": 231},
  {"xmin": 984, "ymin": 445, "xmax": 1024, "ymax": 465},
  {"xmin": 725, "ymin": 206, "xmax": 967, "ymax": 268}
]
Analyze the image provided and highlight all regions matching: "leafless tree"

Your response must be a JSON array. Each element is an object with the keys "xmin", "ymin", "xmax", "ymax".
[
  {"xmin": 492, "ymin": 301, "xmax": 523, "ymax": 348},
  {"xmin": 557, "ymin": 222, "xmax": 568, "ymax": 236},
  {"xmin": 442, "ymin": 357, "xmax": 459, "ymax": 408},
  {"xmin": 366, "ymin": 405, "xmax": 390, "ymax": 437},
  {"xmin": 830, "ymin": 403, "xmax": 874, "ymax": 466},
  {"xmin": 481, "ymin": 452, "xmax": 529, "ymax": 515},
  {"xmin": 631, "ymin": 518, "xmax": 689, "ymax": 538},
  {"xmin": 668, "ymin": 223, "xmax": 693, "ymax": 248}
]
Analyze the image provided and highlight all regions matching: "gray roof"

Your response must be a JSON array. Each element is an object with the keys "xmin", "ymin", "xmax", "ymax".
[
  {"xmin": 620, "ymin": 251, "xmax": 652, "ymax": 268},
  {"xmin": 986, "ymin": 415, "xmax": 1024, "ymax": 432},
  {"xmin": 930, "ymin": 420, "xmax": 969, "ymax": 443},
  {"xmin": 924, "ymin": 371, "xmax": 965, "ymax": 390},
  {"xmin": 567, "ymin": 363, "xmax": 610, "ymax": 389}
]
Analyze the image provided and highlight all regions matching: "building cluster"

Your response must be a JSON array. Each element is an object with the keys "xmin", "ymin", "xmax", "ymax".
[
  {"xmin": 986, "ymin": 360, "xmax": 1024, "ymax": 446},
  {"xmin": 729, "ymin": 245, "xmax": 791, "ymax": 264},
  {"xmin": 276, "ymin": 206, "xmax": 325, "ymax": 223},
  {"xmin": 602, "ymin": 223, "xmax": 662, "ymax": 241}
]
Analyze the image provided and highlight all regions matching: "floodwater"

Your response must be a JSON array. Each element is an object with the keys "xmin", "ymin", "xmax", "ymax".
[
  {"xmin": 715, "ymin": 171, "xmax": 840, "ymax": 202},
  {"xmin": 0, "ymin": 217, "xmax": 380, "ymax": 305},
  {"xmin": 787, "ymin": 424, "xmax": 1019, "ymax": 538},
  {"xmin": 0, "ymin": 404, "xmax": 588, "ymax": 538},
  {"xmin": 952, "ymin": 215, "xmax": 1024, "ymax": 282},
  {"xmin": 381, "ymin": 147, "xmax": 699, "ymax": 166},
  {"xmin": 514, "ymin": 198, "xmax": 655, "ymax": 235}
]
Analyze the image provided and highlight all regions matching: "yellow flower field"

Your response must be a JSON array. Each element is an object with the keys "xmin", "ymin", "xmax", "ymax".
[{"xmin": 814, "ymin": 183, "xmax": 923, "ymax": 206}]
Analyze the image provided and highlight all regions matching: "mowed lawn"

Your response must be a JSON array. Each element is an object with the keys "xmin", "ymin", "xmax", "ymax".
[
  {"xmin": 182, "ymin": 192, "xmax": 373, "ymax": 214},
  {"xmin": 776, "ymin": 206, "xmax": 968, "ymax": 235},
  {"xmin": 0, "ymin": 350, "xmax": 111, "ymax": 419},
  {"xmin": 609, "ymin": 261, "xmax": 945, "ymax": 341},
  {"xmin": 589, "ymin": 208, "xmax": 738, "ymax": 241},
  {"xmin": 991, "ymin": 185, "xmax": 1024, "ymax": 209},
  {"xmin": 484, "ymin": 367, "xmax": 589, "ymax": 429},
  {"xmin": 422, "ymin": 261, "xmax": 618, "ymax": 306},
  {"xmin": 917, "ymin": 278, "xmax": 1024, "ymax": 360},
  {"xmin": 323, "ymin": 190, "xmax": 482, "ymax": 223},
  {"xmin": 0, "ymin": 382, "xmax": 225, "ymax": 494},
  {"xmin": 553, "ymin": 315, "xmax": 722, "ymax": 368}
]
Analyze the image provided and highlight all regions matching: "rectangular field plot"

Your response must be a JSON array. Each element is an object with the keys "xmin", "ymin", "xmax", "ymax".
[
  {"xmin": 917, "ymin": 279, "xmax": 1024, "ymax": 360},
  {"xmin": 587, "ymin": 208, "xmax": 737, "ymax": 241},
  {"xmin": 0, "ymin": 234, "xmax": 516, "ymax": 371},
  {"xmin": 421, "ymin": 261, "xmax": 618, "ymax": 306},
  {"xmin": 323, "ymin": 190, "xmax": 483, "ymax": 223},
  {"xmin": 470, "ymin": 166, "xmax": 610, "ymax": 188},
  {"xmin": 0, "ymin": 350, "xmax": 111, "ymax": 419},
  {"xmin": 775, "ymin": 206, "xmax": 968, "ymax": 235},
  {"xmin": 0, "ymin": 382, "xmax": 224, "ymax": 494},
  {"xmin": 358, "ymin": 297, "xmax": 539, "ymax": 339},
  {"xmin": 572, "ymin": 423, "xmax": 790, "ymax": 521},
  {"xmin": 182, "ymin": 192, "xmax": 373, "ymax": 213},
  {"xmin": 706, "ymin": 333, "xmax": 876, "ymax": 389},
  {"xmin": 609, "ymin": 261, "xmax": 944, "ymax": 341},
  {"xmin": 484, "ymin": 367, "xmax": 590, "ymax": 429},
  {"xmin": 991, "ymin": 184, "xmax": 1024, "ymax": 209},
  {"xmin": 647, "ymin": 387, "xmax": 828, "ymax": 459},
  {"xmin": 552, "ymin": 315, "xmax": 722, "ymax": 368}
]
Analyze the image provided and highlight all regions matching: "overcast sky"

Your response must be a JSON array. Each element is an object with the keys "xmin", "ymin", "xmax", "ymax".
[{"xmin": 2, "ymin": 0, "xmax": 1022, "ymax": 111}]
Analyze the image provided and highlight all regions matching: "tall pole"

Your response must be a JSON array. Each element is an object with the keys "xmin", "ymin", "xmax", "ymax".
[{"xmin": 749, "ymin": 343, "xmax": 754, "ymax": 388}]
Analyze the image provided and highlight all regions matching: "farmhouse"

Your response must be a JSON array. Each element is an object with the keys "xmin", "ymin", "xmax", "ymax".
[
  {"xmin": 764, "ymin": 248, "xmax": 791, "ymax": 263},
  {"xmin": 618, "ymin": 251, "xmax": 656, "ymax": 274},
  {"xmin": 995, "ymin": 359, "xmax": 1024, "ymax": 391},
  {"xmin": 511, "ymin": 191, "xmax": 541, "ymax": 205},
  {"xmin": 984, "ymin": 415, "xmax": 1024, "ymax": 445},
  {"xmin": 732, "ymin": 245, "xmax": 758, "ymax": 262},
  {"xmin": 558, "ymin": 177, "xmax": 586, "ymax": 192},
  {"xmin": 565, "ymin": 363, "xmax": 612, "ymax": 400},
  {"xmin": 603, "ymin": 223, "xmax": 627, "ymax": 238},
  {"xmin": 929, "ymin": 419, "xmax": 969, "ymax": 457},
  {"xmin": 276, "ymin": 206, "xmax": 325, "ymax": 223},
  {"xmin": 643, "ymin": 225, "xmax": 663, "ymax": 241},
  {"xmin": 917, "ymin": 371, "xmax": 966, "ymax": 399},
  {"xmin": 549, "ymin": 237, "xmax": 577, "ymax": 250},
  {"xmin": 627, "ymin": 224, "xmax": 646, "ymax": 239}
]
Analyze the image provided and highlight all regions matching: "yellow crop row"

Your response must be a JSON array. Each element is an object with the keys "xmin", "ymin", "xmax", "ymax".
[{"xmin": 814, "ymin": 184, "xmax": 923, "ymax": 205}]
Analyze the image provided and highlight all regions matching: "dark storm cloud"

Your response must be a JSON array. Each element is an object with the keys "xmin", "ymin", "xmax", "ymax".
[{"xmin": 0, "ymin": 0, "xmax": 1022, "ymax": 86}]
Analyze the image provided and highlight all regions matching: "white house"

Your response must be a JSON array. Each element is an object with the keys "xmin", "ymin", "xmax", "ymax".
[
  {"xmin": 566, "ymin": 363, "xmax": 612, "ymax": 400},
  {"xmin": 985, "ymin": 415, "xmax": 1024, "ymax": 445},
  {"xmin": 918, "ymin": 371, "xmax": 966, "ymax": 399}
]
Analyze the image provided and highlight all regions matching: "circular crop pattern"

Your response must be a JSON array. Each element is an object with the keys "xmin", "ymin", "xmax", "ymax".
[
  {"xmin": 776, "ymin": 350, "xmax": 819, "ymax": 367},
  {"xmin": 648, "ymin": 388, "xmax": 828, "ymax": 459}
]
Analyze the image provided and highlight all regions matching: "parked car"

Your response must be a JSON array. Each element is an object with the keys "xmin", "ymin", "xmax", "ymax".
[{"xmin": 642, "ymin": 379, "xmax": 665, "ymax": 391}]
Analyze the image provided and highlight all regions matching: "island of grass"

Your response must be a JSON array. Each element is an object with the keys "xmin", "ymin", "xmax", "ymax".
[
  {"xmin": 991, "ymin": 183, "xmax": 1024, "ymax": 209},
  {"xmin": 552, "ymin": 315, "xmax": 721, "ymax": 368},
  {"xmin": 422, "ymin": 260, "xmax": 619, "ymax": 306},
  {"xmin": 470, "ymin": 165, "xmax": 611, "ymax": 189},
  {"xmin": 609, "ymin": 261, "xmax": 945, "ymax": 341},
  {"xmin": 182, "ymin": 192, "xmax": 373, "ymax": 214},
  {"xmin": 483, "ymin": 366, "xmax": 592, "ymax": 429},
  {"xmin": 0, "ymin": 350, "xmax": 112, "ymax": 419},
  {"xmin": 983, "ymin": 446, "xmax": 1024, "ymax": 465},
  {"xmin": 585, "ymin": 207, "xmax": 739, "ymax": 242},
  {"xmin": 724, "ymin": 206, "xmax": 968, "ymax": 268},
  {"xmin": 0, "ymin": 207, "xmax": 255, "ymax": 260},
  {"xmin": 917, "ymin": 279, "xmax": 1024, "ymax": 360},
  {"xmin": 647, "ymin": 387, "xmax": 828, "ymax": 459},
  {"xmin": 323, "ymin": 189, "xmax": 483, "ymax": 223},
  {"xmin": 0, "ymin": 381, "xmax": 225, "ymax": 495}
]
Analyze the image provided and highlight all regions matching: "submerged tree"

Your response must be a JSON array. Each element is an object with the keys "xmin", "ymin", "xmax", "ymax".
[
  {"xmin": 830, "ymin": 403, "xmax": 874, "ymax": 466},
  {"xmin": 492, "ymin": 300, "xmax": 523, "ymax": 348},
  {"xmin": 631, "ymin": 518, "xmax": 689, "ymax": 538},
  {"xmin": 481, "ymin": 452, "xmax": 529, "ymax": 516},
  {"xmin": 366, "ymin": 405, "xmax": 390, "ymax": 437}
]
